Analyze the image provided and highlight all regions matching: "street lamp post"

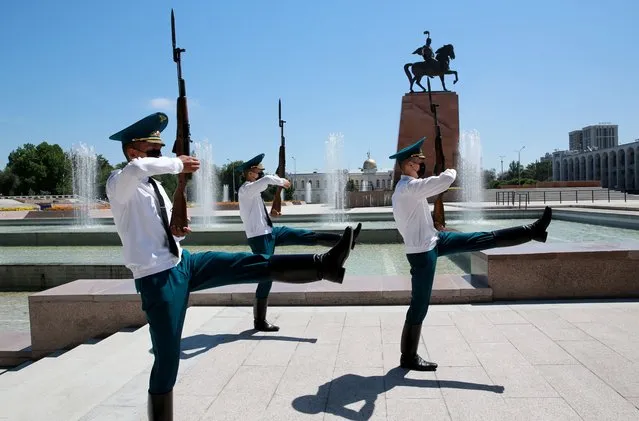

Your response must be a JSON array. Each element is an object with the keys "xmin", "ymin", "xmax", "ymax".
[
  {"xmin": 516, "ymin": 146, "xmax": 525, "ymax": 186},
  {"xmin": 291, "ymin": 156, "xmax": 297, "ymax": 200},
  {"xmin": 227, "ymin": 158, "xmax": 235, "ymax": 202}
]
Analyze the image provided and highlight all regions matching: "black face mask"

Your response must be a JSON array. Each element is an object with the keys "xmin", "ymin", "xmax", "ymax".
[
  {"xmin": 257, "ymin": 171, "xmax": 264, "ymax": 179},
  {"xmin": 417, "ymin": 163, "xmax": 426, "ymax": 178},
  {"xmin": 146, "ymin": 149, "xmax": 162, "ymax": 158}
]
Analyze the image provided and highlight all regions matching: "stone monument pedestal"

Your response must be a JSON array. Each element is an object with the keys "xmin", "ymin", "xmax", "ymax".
[{"xmin": 394, "ymin": 91, "xmax": 459, "ymax": 182}]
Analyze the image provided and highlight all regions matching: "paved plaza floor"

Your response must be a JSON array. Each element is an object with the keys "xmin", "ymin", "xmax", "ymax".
[{"xmin": 2, "ymin": 300, "xmax": 639, "ymax": 420}]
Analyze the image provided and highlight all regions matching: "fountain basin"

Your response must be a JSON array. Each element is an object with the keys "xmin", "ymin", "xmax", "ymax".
[
  {"xmin": 20, "ymin": 237, "xmax": 639, "ymax": 359},
  {"xmin": 1, "ymin": 208, "xmax": 639, "ymax": 247}
]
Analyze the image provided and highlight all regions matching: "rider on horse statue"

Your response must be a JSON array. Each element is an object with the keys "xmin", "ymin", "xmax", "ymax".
[
  {"xmin": 414, "ymin": 31, "xmax": 434, "ymax": 64},
  {"xmin": 404, "ymin": 29, "xmax": 458, "ymax": 92}
]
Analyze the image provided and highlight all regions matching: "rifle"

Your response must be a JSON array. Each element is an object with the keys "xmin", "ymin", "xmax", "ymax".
[
  {"xmin": 270, "ymin": 98, "xmax": 286, "ymax": 217},
  {"xmin": 426, "ymin": 77, "xmax": 447, "ymax": 230},
  {"xmin": 169, "ymin": 9, "xmax": 192, "ymax": 234}
]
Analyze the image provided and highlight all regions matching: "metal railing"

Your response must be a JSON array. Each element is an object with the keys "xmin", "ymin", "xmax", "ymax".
[{"xmin": 496, "ymin": 189, "xmax": 634, "ymax": 208}]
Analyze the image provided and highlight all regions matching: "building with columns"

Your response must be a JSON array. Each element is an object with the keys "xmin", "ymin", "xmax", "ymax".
[
  {"xmin": 288, "ymin": 153, "xmax": 394, "ymax": 203},
  {"xmin": 551, "ymin": 139, "xmax": 639, "ymax": 191}
]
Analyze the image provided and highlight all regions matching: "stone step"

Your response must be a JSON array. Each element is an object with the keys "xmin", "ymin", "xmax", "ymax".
[
  {"xmin": 0, "ymin": 307, "xmax": 221, "ymax": 421},
  {"xmin": 0, "ymin": 330, "xmax": 132, "ymax": 389},
  {"xmin": 0, "ymin": 331, "xmax": 31, "ymax": 367}
]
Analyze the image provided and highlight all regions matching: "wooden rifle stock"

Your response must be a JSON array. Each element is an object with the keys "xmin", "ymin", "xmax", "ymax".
[
  {"xmin": 270, "ymin": 99, "xmax": 286, "ymax": 217},
  {"xmin": 169, "ymin": 9, "xmax": 191, "ymax": 233}
]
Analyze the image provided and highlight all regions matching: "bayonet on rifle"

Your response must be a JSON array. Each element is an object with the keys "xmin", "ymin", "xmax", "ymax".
[
  {"xmin": 169, "ymin": 9, "xmax": 192, "ymax": 234},
  {"xmin": 270, "ymin": 98, "xmax": 286, "ymax": 217}
]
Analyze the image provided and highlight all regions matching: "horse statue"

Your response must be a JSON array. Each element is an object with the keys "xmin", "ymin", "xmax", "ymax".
[{"xmin": 404, "ymin": 44, "xmax": 458, "ymax": 92}]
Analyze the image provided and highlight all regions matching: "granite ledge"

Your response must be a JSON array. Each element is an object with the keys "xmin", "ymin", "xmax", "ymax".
[
  {"xmin": 480, "ymin": 241, "xmax": 639, "ymax": 259},
  {"xmin": 27, "ymin": 274, "xmax": 489, "ymax": 303}
]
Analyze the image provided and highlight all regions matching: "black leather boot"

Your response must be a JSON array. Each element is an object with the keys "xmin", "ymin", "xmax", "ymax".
[
  {"xmin": 313, "ymin": 222, "xmax": 362, "ymax": 250},
  {"xmin": 492, "ymin": 206, "xmax": 552, "ymax": 247},
  {"xmin": 351, "ymin": 222, "xmax": 362, "ymax": 249},
  {"xmin": 253, "ymin": 297, "xmax": 279, "ymax": 332},
  {"xmin": 313, "ymin": 232, "xmax": 342, "ymax": 247},
  {"xmin": 399, "ymin": 322, "xmax": 437, "ymax": 371},
  {"xmin": 268, "ymin": 226, "xmax": 353, "ymax": 284},
  {"xmin": 148, "ymin": 390, "xmax": 173, "ymax": 421}
]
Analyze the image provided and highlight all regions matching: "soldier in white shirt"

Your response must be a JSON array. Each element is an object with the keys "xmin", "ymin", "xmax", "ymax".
[
  {"xmin": 237, "ymin": 153, "xmax": 362, "ymax": 332},
  {"xmin": 390, "ymin": 138, "xmax": 552, "ymax": 371},
  {"xmin": 106, "ymin": 113, "xmax": 356, "ymax": 421}
]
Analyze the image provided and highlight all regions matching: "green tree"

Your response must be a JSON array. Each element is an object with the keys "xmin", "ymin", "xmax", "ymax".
[
  {"xmin": 506, "ymin": 160, "xmax": 524, "ymax": 181},
  {"xmin": 216, "ymin": 160, "xmax": 244, "ymax": 202},
  {"xmin": 482, "ymin": 169, "xmax": 497, "ymax": 187},
  {"xmin": 0, "ymin": 167, "xmax": 19, "ymax": 195},
  {"xmin": 523, "ymin": 160, "xmax": 552, "ymax": 182},
  {"xmin": 3, "ymin": 142, "xmax": 71, "ymax": 195},
  {"xmin": 96, "ymin": 154, "xmax": 114, "ymax": 199}
]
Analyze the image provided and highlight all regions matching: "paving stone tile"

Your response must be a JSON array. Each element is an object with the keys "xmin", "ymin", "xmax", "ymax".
[
  {"xmin": 385, "ymin": 398, "xmax": 451, "ymax": 420},
  {"xmin": 449, "ymin": 312, "xmax": 508, "ymax": 343},
  {"xmin": 345, "ymin": 312, "xmax": 381, "ymax": 327},
  {"xmin": 470, "ymin": 342, "xmax": 558, "ymax": 398},
  {"xmin": 303, "ymin": 322, "xmax": 343, "ymax": 345},
  {"xmin": 423, "ymin": 326, "xmax": 480, "ymax": 367},
  {"xmin": 537, "ymin": 364, "xmax": 639, "ymax": 420},
  {"xmin": 272, "ymin": 311, "xmax": 313, "ymax": 327},
  {"xmin": 483, "ymin": 310, "xmax": 528, "ymax": 324},
  {"xmin": 325, "ymin": 366, "xmax": 387, "ymax": 420},
  {"xmin": 263, "ymin": 393, "xmax": 326, "ymax": 420},
  {"xmin": 574, "ymin": 322, "xmax": 639, "ymax": 363},
  {"xmin": 274, "ymin": 363, "xmax": 335, "ymax": 400},
  {"xmin": 243, "ymin": 326, "xmax": 309, "ymax": 367},
  {"xmin": 289, "ymin": 342, "xmax": 339, "ymax": 367},
  {"xmin": 494, "ymin": 324, "xmax": 578, "ymax": 365},
  {"xmin": 335, "ymin": 326, "xmax": 383, "ymax": 368},
  {"xmin": 557, "ymin": 340, "xmax": 639, "ymax": 397},
  {"xmin": 436, "ymin": 366, "xmax": 508, "ymax": 421},
  {"xmin": 307, "ymin": 312, "xmax": 346, "ymax": 327},
  {"xmin": 516, "ymin": 309, "xmax": 593, "ymax": 341},
  {"xmin": 78, "ymin": 404, "xmax": 144, "ymax": 421},
  {"xmin": 502, "ymin": 397, "xmax": 583, "ymax": 420},
  {"xmin": 200, "ymin": 366, "xmax": 286, "ymax": 420}
]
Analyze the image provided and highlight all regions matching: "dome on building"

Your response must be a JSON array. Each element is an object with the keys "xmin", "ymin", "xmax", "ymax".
[
  {"xmin": 362, "ymin": 151, "xmax": 377, "ymax": 171},
  {"xmin": 363, "ymin": 158, "xmax": 377, "ymax": 170}
]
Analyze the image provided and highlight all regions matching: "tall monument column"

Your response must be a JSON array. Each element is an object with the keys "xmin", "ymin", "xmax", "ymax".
[{"xmin": 394, "ymin": 92, "xmax": 459, "ymax": 183}]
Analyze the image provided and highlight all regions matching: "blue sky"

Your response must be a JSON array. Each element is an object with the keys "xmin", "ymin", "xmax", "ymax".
[{"xmin": 1, "ymin": 0, "xmax": 637, "ymax": 175}]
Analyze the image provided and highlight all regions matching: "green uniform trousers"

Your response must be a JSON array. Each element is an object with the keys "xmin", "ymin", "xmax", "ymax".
[
  {"xmin": 405, "ymin": 231, "xmax": 497, "ymax": 325},
  {"xmin": 248, "ymin": 226, "xmax": 334, "ymax": 299},
  {"xmin": 134, "ymin": 248, "xmax": 273, "ymax": 395}
]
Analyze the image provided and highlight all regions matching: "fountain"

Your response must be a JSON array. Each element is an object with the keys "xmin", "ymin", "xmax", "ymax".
[
  {"xmin": 70, "ymin": 143, "xmax": 98, "ymax": 227},
  {"xmin": 324, "ymin": 133, "xmax": 348, "ymax": 223},
  {"xmin": 305, "ymin": 181, "xmax": 312, "ymax": 203},
  {"xmin": 458, "ymin": 129, "xmax": 484, "ymax": 221},
  {"xmin": 192, "ymin": 140, "xmax": 217, "ymax": 227},
  {"xmin": 360, "ymin": 180, "xmax": 368, "ymax": 192},
  {"xmin": 222, "ymin": 184, "xmax": 229, "ymax": 202}
]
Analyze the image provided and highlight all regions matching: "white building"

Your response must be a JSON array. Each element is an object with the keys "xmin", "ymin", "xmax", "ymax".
[
  {"xmin": 569, "ymin": 123, "xmax": 618, "ymax": 151},
  {"xmin": 552, "ymin": 139, "xmax": 639, "ymax": 191},
  {"xmin": 289, "ymin": 153, "xmax": 394, "ymax": 203}
]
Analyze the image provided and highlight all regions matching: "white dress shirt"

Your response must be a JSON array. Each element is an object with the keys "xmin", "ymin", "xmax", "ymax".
[
  {"xmin": 106, "ymin": 156, "xmax": 185, "ymax": 279},
  {"xmin": 238, "ymin": 175, "xmax": 287, "ymax": 239},
  {"xmin": 392, "ymin": 169, "xmax": 457, "ymax": 254}
]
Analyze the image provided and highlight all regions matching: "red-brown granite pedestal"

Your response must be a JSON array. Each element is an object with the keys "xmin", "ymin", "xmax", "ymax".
[{"xmin": 394, "ymin": 91, "xmax": 459, "ymax": 181}]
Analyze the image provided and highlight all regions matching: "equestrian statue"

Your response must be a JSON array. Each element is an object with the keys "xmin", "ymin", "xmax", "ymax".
[{"xmin": 404, "ymin": 30, "xmax": 458, "ymax": 92}]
